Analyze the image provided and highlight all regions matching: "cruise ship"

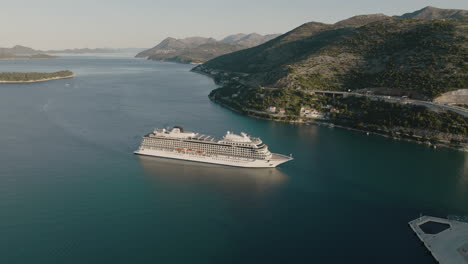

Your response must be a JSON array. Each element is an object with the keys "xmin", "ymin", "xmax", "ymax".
[{"xmin": 134, "ymin": 126, "xmax": 293, "ymax": 168}]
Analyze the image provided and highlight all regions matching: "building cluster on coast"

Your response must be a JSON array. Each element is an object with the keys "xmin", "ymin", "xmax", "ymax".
[{"xmin": 264, "ymin": 105, "xmax": 340, "ymax": 120}]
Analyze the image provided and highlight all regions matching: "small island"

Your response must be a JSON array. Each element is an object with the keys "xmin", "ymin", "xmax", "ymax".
[{"xmin": 0, "ymin": 70, "xmax": 74, "ymax": 83}]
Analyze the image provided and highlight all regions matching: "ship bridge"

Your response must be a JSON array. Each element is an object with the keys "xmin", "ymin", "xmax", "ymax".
[
  {"xmin": 220, "ymin": 131, "xmax": 263, "ymax": 147},
  {"xmin": 222, "ymin": 131, "xmax": 252, "ymax": 143},
  {"xmin": 153, "ymin": 126, "xmax": 196, "ymax": 139}
]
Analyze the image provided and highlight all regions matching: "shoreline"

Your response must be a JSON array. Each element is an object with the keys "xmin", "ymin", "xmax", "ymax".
[
  {"xmin": 314, "ymin": 122, "xmax": 467, "ymax": 153},
  {"xmin": 210, "ymin": 97, "xmax": 468, "ymax": 153},
  {"xmin": 195, "ymin": 63, "xmax": 468, "ymax": 153},
  {"xmin": 146, "ymin": 58, "xmax": 203, "ymax": 65},
  {"xmin": 0, "ymin": 74, "xmax": 75, "ymax": 83}
]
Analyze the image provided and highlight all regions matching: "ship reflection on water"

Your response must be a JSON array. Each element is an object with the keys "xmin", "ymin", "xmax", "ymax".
[{"xmin": 137, "ymin": 155, "xmax": 288, "ymax": 198}]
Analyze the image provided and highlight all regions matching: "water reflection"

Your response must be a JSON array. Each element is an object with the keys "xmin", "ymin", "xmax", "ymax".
[
  {"xmin": 455, "ymin": 153, "xmax": 468, "ymax": 203},
  {"xmin": 138, "ymin": 155, "xmax": 288, "ymax": 198}
]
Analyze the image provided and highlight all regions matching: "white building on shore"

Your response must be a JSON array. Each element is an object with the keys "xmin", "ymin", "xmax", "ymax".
[
  {"xmin": 300, "ymin": 107, "xmax": 325, "ymax": 119},
  {"xmin": 267, "ymin": 106, "xmax": 277, "ymax": 113}
]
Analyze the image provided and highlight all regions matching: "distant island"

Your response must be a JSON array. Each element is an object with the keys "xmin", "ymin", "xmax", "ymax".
[
  {"xmin": 193, "ymin": 6, "xmax": 468, "ymax": 151},
  {"xmin": 0, "ymin": 53, "xmax": 57, "ymax": 60},
  {"xmin": 0, "ymin": 45, "xmax": 144, "ymax": 58},
  {"xmin": 0, "ymin": 45, "xmax": 58, "ymax": 60},
  {"xmin": 45, "ymin": 48, "xmax": 145, "ymax": 54},
  {"xmin": 0, "ymin": 70, "xmax": 74, "ymax": 83},
  {"xmin": 136, "ymin": 33, "xmax": 281, "ymax": 64}
]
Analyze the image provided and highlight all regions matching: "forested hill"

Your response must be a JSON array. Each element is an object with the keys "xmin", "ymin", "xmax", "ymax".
[{"xmin": 194, "ymin": 7, "xmax": 467, "ymax": 100}]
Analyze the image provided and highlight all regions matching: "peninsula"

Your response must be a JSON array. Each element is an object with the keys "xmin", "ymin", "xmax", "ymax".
[
  {"xmin": 136, "ymin": 33, "xmax": 280, "ymax": 64},
  {"xmin": 0, "ymin": 70, "xmax": 75, "ymax": 83}
]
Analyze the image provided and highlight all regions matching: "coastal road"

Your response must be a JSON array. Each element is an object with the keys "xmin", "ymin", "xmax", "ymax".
[{"xmin": 307, "ymin": 90, "xmax": 468, "ymax": 118}]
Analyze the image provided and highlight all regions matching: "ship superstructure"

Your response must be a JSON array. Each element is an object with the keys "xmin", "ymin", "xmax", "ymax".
[{"xmin": 134, "ymin": 126, "xmax": 292, "ymax": 167}]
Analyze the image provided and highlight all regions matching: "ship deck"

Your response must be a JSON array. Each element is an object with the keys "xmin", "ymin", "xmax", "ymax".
[{"xmin": 271, "ymin": 153, "xmax": 293, "ymax": 161}]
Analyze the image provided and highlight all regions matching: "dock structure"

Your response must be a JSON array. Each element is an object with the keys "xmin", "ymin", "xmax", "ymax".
[{"xmin": 409, "ymin": 216, "xmax": 468, "ymax": 264}]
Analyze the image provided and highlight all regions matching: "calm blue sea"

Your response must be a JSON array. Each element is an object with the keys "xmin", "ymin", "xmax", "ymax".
[{"xmin": 0, "ymin": 55, "xmax": 466, "ymax": 263}]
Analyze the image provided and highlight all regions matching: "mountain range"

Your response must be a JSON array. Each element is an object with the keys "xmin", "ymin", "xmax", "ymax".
[
  {"xmin": 135, "ymin": 33, "xmax": 281, "ymax": 64},
  {"xmin": 194, "ymin": 6, "xmax": 468, "ymax": 101}
]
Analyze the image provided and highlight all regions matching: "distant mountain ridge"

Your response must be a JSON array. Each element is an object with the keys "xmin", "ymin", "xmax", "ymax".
[
  {"xmin": 136, "ymin": 33, "xmax": 281, "ymax": 64},
  {"xmin": 0, "ymin": 45, "xmax": 38, "ymax": 55},
  {"xmin": 46, "ymin": 48, "xmax": 146, "ymax": 54},
  {"xmin": 0, "ymin": 45, "xmax": 144, "ymax": 59},
  {"xmin": 0, "ymin": 45, "xmax": 56, "ymax": 59},
  {"xmin": 46, "ymin": 48, "xmax": 116, "ymax": 54}
]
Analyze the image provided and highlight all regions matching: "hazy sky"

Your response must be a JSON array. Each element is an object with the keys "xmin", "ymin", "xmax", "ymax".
[{"xmin": 1, "ymin": 0, "xmax": 467, "ymax": 50}]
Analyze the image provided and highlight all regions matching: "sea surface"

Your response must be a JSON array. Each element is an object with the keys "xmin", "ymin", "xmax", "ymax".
[{"xmin": 0, "ymin": 55, "xmax": 466, "ymax": 264}]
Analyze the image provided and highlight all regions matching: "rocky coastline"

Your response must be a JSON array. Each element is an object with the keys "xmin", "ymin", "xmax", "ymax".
[{"xmin": 196, "ymin": 66, "xmax": 468, "ymax": 152}]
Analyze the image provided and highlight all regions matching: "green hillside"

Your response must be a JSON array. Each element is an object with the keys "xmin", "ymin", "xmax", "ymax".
[{"xmin": 196, "ymin": 17, "xmax": 467, "ymax": 99}]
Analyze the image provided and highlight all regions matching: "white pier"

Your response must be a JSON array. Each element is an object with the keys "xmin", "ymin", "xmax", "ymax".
[{"xmin": 409, "ymin": 216, "xmax": 468, "ymax": 264}]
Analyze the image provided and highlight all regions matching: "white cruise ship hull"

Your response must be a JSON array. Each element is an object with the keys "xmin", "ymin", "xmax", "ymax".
[{"xmin": 134, "ymin": 148, "xmax": 292, "ymax": 168}]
